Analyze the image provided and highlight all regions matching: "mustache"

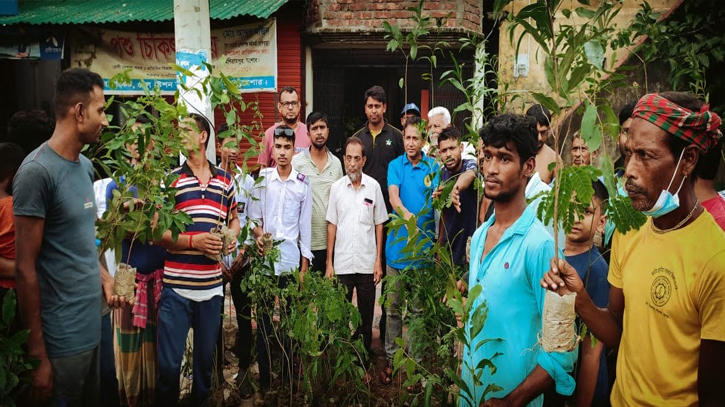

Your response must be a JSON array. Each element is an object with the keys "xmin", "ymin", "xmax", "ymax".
[{"xmin": 625, "ymin": 179, "xmax": 646, "ymax": 194}]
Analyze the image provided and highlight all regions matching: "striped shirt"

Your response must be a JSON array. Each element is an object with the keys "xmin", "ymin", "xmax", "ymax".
[
  {"xmin": 291, "ymin": 147, "xmax": 343, "ymax": 250},
  {"xmin": 163, "ymin": 161, "xmax": 237, "ymax": 300}
]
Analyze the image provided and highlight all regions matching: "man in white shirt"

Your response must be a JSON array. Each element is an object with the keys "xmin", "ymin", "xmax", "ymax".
[
  {"xmin": 248, "ymin": 125, "xmax": 313, "ymax": 391},
  {"xmin": 326, "ymin": 137, "xmax": 387, "ymax": 358}
]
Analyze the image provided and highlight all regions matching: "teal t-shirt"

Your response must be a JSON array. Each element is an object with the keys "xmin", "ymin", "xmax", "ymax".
[{"xmin": 13, "ymin": 143, "xmax": 101, "ymax": 358}]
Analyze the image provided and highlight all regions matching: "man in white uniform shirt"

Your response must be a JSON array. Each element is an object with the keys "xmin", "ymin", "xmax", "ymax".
[
  {"xmin": 326, "ymin": 137, "xmax": 388, "ymax": 361},
  {"xmin": 248, "ymin": 125, "xmax": 312, "ymax": 392}
]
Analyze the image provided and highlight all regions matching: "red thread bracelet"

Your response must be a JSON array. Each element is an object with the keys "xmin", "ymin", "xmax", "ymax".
[{"xmin": 189, "ymin": 234, "xmax": 194, "ymax": 249}]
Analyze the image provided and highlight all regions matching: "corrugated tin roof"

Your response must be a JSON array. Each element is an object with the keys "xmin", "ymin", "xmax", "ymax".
[{"xmin": 0, "ymin": 0, "xmax": 288, "ymax": 26}]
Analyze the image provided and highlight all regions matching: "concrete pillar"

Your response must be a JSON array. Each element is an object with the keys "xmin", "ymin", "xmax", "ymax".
[{"xmin": 174, "ymin": 0, "xmax": 215, "ymax": 162}]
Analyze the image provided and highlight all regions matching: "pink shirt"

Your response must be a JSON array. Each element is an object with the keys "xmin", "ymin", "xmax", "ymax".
[
  {"xmin": 257, "ymin": 122, "xmax": 310, "ymax": 167},
  {"xmin": 703, "ymin": 195, "xmax": 725, "ymax": 231}
]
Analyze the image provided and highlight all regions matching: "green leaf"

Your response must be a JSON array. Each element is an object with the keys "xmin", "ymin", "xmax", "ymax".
[
  {"xmin": 561, "ymin": 8, "xmax": 571, "ymax": 18},
  {"xmin": 531, "ymin": 93, "xmax": 561, "ymax": 115},
  {"xmin": 399, "ymin": 77, "xmax": 405, "ymax": 89},
  {"xmin": 2, "ymin": 288, "xmax": 16, "ymax": 325},
  {"xmin": 567, "ymin": 65, "xmax": 591, "ymax": 92},
  {"xmin": 483, "ymin": 383, "xmax": 504, "ymax": 397},
  {"xmin": 410, "ymin": 43, "xmax": 418, "ymax": 61},
  {"xmin": 575, "ymin": 7, "xmax": 595, "ymax": 19},
  {"xmin": 580, "ymin": 103, "xmax": 599, "ymax": 150},
  {"xmin": 584, "ymin": 40, "xmax": 605, "ymax": 70}
]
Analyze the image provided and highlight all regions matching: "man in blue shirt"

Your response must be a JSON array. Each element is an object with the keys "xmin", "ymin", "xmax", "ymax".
[
  {"xmin": 463, "ymin": 114, "xmax": 576, "ymax": 406},
  {"xmin": 381, "ymin": 116, "xmax": 439, "ymax": 385}
]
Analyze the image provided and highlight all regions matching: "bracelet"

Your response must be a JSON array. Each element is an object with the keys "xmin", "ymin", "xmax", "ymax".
[{"xmin": 189, "ymin": 234, "xmax": 194, "ymax": 249}]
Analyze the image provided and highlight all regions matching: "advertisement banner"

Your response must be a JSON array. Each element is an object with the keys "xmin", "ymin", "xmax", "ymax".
[
  {"xmin": 70, "ymin": 19, "xmax": 277, "ymax": 94},
  {"xmin": 0, "ymin": 31, "xmax": 64, "ymax": 60}
]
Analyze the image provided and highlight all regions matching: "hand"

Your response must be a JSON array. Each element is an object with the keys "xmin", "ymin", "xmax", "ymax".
[
  {"xmin": 373, "ymin": 262, "xmax": 383, "ymax": 285},
  {"xmin": 31, "ymin": 356, "xmax": 53, "ymax": 403},
  {"xmin": 221, "ymin": 263, "xmax": 233, "ymax": 282},
  {"xmin": 456, "ymin": 279, "xmax": 467, "ymax": 294},
  {"xmin": 229, "ymin": 251, "xmax": 246, "ymax": 276},
  {"xmin": 256, "ymin": 235, "xmax": 267, "ymax": 256},
  {"xmin": 226, "ymin": 238, "xmax": 238, "ymax": 255},
  {"xmin": 299, "ymin": 269, "xmax": 306, "ymax": 284},
  {"xmin": 102, "ymin": 272, "xmax": 136, "ymax": 309},
  {"xmin": 403, "ymin": 211, "xmax": 414, "ymax": 221},
  {"xmin": 540, "ymin": 257, "xmax": 584, "ymax": 296},
  {"xmin": 451, "ymin": 185, "xmax": 462, "ymax": 213},
  {"xmin": 325, "ymin": 263, "xmax": 335, "ymax": 279},
  {"xmin": 481, "ymin": 397, "xmax": 511, "ymax": 407},
  {"xmin": 194, "ymin": 233, "xmax": 223, "ymax": 256},
  {"xmin": 432, "ymin": 185, "xmax": 444, "ymax": 200}
]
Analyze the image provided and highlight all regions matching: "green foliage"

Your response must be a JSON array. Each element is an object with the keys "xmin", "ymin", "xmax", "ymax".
[
  {"xmin": 90, "ymin": 62, "xmax": 262, "ymax": 263},
  {"xmin": 0, "ymin": 290, "xmax": 39, "ymax": 407}
]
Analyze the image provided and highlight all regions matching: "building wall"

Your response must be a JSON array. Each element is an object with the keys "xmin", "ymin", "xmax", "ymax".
[
  {"xmin": 498, "ymin": 0, "xmax": 680, "ymax": 106},
  {"xmin": 306, "ymin": 0, "xmax": 483, "ymax": 34}
]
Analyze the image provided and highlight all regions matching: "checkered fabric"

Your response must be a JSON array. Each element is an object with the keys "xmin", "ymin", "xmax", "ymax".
[{"xmin": 633, "ymin": 93, "xmax": 723, "ymax": 152}]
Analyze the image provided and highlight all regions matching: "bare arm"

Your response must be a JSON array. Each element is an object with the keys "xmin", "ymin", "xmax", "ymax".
[
  {"xmin": 483, "ymin": 365, "xmax": 553, "ymax": 407},
  {"xmin": 542, "ymin": 259, "xmax": 624, "ymax": 348},
  {"xmin": 454, "ymin": 169, "xmax": 476, "ymax": 192},
  {"xmin": 389, "ymin": 185, "xmax": 412, "ymax": 220},
  {"xmin": 0, "ymin": 255, "xmax": 15, "ymax": 279},
  {"xmin": 374, "ymin": 223, "xmax": 383, "ymax": 284},
  {"xmin": 326, "ymin": 222, "xmax": 336, "ymax": 278},
  {"xmin": 699, "ymin": 339, "xmax": 725, "ymax": 406},
  {"xmin": 575, "ymin": 334, "xmax": 605, "ymax": 407}
]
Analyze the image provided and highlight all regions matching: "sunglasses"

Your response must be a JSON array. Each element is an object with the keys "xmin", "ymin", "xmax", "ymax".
[{"xmin": 274, "ymin": 128, "xmax": 295, "ymax": 137}]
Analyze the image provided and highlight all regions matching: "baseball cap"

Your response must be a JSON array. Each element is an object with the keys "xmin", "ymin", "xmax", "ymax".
[{"xmin": 400, "ymin": 103, "xmax": 421, "ymax": 117}]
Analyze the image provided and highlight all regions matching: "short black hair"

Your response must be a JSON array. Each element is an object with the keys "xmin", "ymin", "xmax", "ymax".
[
  {"xmin": 479, "ymin": 114, "xmax": 538, "ymax": 166},
  {"xmin": 306, "ymin": 111, "xmax": 329, "ymax": 129},
  {"xmin": 618, "ymin": 101, "xmax": 636, "ymax": 125},
  {"xmin": 437, "ymin": 126, "xmax": 461, "ymax": 145},
  {"xmin": 54, "ymin": 68, "xmax": 104, "ymax": 118},
  {"xmin": 698, "ymin": 140, "xmax": 722, "ymax": 181},
  {"xmin": 344, "ymin": 137, "xmax": 366, "ymax": 158},
  {"xmin": 403, "ymin": 116, "xmax": 423, "ymax": 134},
  {"xmin": 591, "ymin": 179, "xmax": 609, "ymax": 206},
  {"xmin": 5, "ymin": 110, "xmax": 54, "ymax": 154},
  {"xmin": 0, "ymin": 142, "xmax": 26, "ymax": 184},
  {"xmin": 364, "ymin": 85, "xmax": 386, "ymax": 105},
  {"xmin": 658, "ymin": 91, "xmax": 706, "ymax": 180},
  {"xmin": 278, "ymin": 86, "xmax": 298, "ymax": 102},
  {"xmin": 189, "ymin": 113, "xmax": 211, "ymax": 137},
  {"xmin": 525, "ymin": 104, "xmax": 552, "ymax": 127},
  {"xmin": 273, "ymin": 125, "xmax": 295, "ymax": 145}
]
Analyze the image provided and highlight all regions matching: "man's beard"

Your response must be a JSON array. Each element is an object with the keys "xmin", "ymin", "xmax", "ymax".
[{"xmin": 348, "ymin": 171, "xmax": 361, "ymax": 182}]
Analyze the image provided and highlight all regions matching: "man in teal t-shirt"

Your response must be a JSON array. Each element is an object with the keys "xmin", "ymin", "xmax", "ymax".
[
  {"xmin": 381, "ymin": 116, "xmax": 439, "ymax": 384},
  {"xmin": 462, "ymin": 114, "xmax": 576, "ymax": 406}
]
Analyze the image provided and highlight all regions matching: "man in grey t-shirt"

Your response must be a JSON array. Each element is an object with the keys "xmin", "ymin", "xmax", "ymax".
[{"xmin": 13, "ymin": 68, "xmax": 128, "ymax": 407}]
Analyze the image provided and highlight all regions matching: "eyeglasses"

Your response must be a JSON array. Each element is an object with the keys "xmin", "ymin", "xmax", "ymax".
[
  {"xmin": 274, "ymin": 127, "xmax": 295, "ymax": 137},
  {"xmin": 280, "ymin": 101, "xmax": 299, "ymax": 108}
]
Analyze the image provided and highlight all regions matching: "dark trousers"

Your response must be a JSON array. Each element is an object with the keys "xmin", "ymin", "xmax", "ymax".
[
  {"xmin": 100, "ymin": 312, "xmax": 119, "ymax": 407},
  {"xmin": 310, "ymin": 249, "xmax": 327, "ymax": 276},
  {"xmin": 230, "ymin": 266, "xmax": 253, "ymax": 370},
  {"xmin": 49, "ymin": 345, "xmax": 100, "ymax": 407},
  {"xmin": 379, "ymin": 234, "xmax": 388, "ymax": 342},
  {"xmin": 338, "ymin": 273, "xmax": 375, "ymax": 356},
  {"xmin": 256, "ymin": 274, "xmax": 294, "ymax": 390},
  {"xmin": 156, "ymin": 288, "xmax": 222, "ymax": 407}
]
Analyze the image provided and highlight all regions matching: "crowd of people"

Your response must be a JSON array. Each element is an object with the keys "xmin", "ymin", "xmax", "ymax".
[{"xmin": 0, "ymin": 67, "xmax": 724, "ymax": 407}]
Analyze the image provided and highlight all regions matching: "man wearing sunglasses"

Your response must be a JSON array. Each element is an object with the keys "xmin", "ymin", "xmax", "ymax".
[{"xmin": 258, "ymin": 86, "xmax": 311, "ymax": 168}]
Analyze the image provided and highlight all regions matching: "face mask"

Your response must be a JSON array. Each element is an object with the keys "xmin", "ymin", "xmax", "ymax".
[{"xmin": 643, "ymin": 149, "xmax": 687, "ymax": 218}]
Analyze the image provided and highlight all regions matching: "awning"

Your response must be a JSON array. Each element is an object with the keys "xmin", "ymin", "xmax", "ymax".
[{"xmin": 0, "ymin": 0, "xmax": 288, "ymax": 26}]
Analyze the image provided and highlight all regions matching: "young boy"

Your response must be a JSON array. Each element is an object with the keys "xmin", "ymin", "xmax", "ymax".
[
  {"xmin": 0, "ymin": 143, "xmax": 26, "ymax": 295},
  {"xmin": 248, "ymin": 125, "xmax": 312, "ymax": 392},
  {"xmin": 564, "ymin": 180, "xmax": 610, "ymax": 407}
]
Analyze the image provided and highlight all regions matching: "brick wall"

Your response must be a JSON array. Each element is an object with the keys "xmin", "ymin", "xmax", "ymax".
[{"xmin": 306, "ymin": 0, "xmax": 482, "ymax": 34}]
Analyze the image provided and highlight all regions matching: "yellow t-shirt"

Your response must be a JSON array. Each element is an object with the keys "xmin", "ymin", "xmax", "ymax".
[{"xmin": 609, "ymin": 211, "xmax": 725, "ymax": 407}]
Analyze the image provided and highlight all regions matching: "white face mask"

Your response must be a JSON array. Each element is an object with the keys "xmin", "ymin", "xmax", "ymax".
[{"xmin": 642, "ymin": 149, "xmax": 687, "ymax": 218}]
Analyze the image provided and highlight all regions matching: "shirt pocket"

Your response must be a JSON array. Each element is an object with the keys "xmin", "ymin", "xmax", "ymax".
[{"xmin": 358, "ymin": 201, "xmax": 374, "ymax": 227}]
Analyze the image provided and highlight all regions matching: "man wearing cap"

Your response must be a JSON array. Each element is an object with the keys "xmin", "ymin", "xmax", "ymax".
[
  {"xmin": 542, "ymin": 91, "xmax": 725, "ymax": 406},
  {"xmin": 400, "ymin": 102, "xmax": 421, "ymax": 129}
]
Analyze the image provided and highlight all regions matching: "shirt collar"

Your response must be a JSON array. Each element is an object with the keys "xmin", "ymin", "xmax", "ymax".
[
  {"xmin": 268, "ymin": 166, "xmax": 299, "ymax": 183},
  {"xmin": 345, "ymin": 173, "xmax": 368, "ymax": 187},
  {"xmin": 484, "ymin": 204, "xmax": 537, "ymax": 238},
  {"xmin": 403, "ymin": 151, "xmax": 429, "ymax": 167},
  {"xmin": 181, "ymin": 159, "xmax": 219, "ymax": 177}
]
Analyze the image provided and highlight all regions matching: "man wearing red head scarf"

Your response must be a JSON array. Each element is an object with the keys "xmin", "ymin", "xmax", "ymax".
[{"xmin": 541, "ymin": 92, "xmax": 725, "ymax": 407}]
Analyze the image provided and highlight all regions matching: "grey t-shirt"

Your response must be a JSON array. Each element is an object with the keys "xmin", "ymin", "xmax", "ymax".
[{"xmin": 13, "ymin": 143, "xmax": 101, "ymax": 358}]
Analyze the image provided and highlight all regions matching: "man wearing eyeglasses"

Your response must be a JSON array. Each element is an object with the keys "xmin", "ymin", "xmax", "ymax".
[{"xmin": 258, "ymin": 86, "xmax": 311, "ymax": 169}]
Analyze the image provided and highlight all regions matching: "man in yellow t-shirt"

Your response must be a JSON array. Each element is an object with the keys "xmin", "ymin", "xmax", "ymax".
[{"xmin": 540, "ymin": 91, "xmax": 725, "ymax": 406}]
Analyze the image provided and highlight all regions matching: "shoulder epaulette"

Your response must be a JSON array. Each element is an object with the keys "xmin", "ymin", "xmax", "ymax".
[{"xmin": 297, "ymin": 172, "xmax": 309, "ymax": 184}]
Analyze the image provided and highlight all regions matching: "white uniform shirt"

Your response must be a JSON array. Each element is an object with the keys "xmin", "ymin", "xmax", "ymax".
[
  {"xmin": 326, "ymin": 173, "xmax": 388, "ymax": 275},
  {"xmin": 93, "ymin": 178, "xmax": 116, "ymax": 277},
  {"xmin": 249, "ymin": 167, "xmax": 313, "ymax": 275},
  {"xmin": 222, "ymin": 166, "xmax": 256, "ymax": 270}
]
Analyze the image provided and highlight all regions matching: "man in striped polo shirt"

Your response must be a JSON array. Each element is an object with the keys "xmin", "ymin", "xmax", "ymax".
[{"xmin": 156, "ymin": 114, "xmax": 240, "ymax": 407}]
